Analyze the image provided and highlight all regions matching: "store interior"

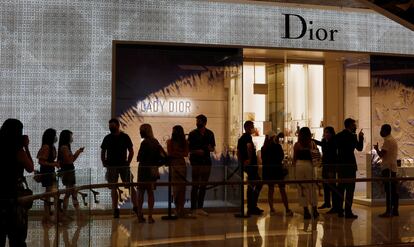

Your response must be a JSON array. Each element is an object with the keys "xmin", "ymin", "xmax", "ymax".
[{"xmin": 240, "ymin": 48, "xmax": 372, "ymax": 200}]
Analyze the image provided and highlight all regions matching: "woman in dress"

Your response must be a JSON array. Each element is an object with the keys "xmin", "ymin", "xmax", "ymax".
[
  {"xmin": 136, "ymin": 123, "xmax": 166, "ymax": 223},
  {"xmin": 167, "ymin": 125, "xmax": 189, "ymax": 217},
  {"xmin": 261, "ymin": 131, "xmax": 293, "ymax": 216}
]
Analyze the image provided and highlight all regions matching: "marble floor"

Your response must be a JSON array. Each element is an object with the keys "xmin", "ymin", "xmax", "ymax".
[{"xmin": 24, "ymin": 203, "xmax": 414, "ymax": 247}]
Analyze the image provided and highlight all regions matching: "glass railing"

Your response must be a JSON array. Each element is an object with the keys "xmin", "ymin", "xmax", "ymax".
[{"xmin": 17, "ymin": 163, "xmax": 414, "ymax": 246}]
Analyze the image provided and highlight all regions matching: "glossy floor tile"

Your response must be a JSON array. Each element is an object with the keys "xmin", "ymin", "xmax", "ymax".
[{"xmin": 25, "ymin": 204, "xmax": 414, "ymax": 247}]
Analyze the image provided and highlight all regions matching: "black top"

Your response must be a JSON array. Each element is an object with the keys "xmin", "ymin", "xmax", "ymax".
[
  {"xmin": 336, "ymin": 129, "xmax": 364, "ymax": 170},
  {"xmin": 237, "ymin": 133, "xmax": 257, "ymax": 166},
  {"xmin": 188, "ymin": 128, "xmax": 215, "ymax": 165},
  {"xmin": 137, "ymin": 138, "xmax": 161, "ymax": 166},
  {"xmin": 101, "ymin": 132, "xmax": 133, "ymax": 167},
  {"xmin": 296, "ymin": 148, "xmax": 312, "ymax": 161},
  {"xmin": 261, "ymin": 142, "xmax": 284, "ymax": 167},
  {"xmin": 0, "ymin": 144, "xmax": 20, "ymax": 200},
  {"xmin": 314, "ymin": 138, "xmax": 338, "ymax": 165}
]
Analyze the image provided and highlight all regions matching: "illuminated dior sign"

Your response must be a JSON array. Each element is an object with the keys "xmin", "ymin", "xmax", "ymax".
[
  {"xmin": 282, "ymin": 14, "xmax": 339, "ymax": 41},
  {"xmin": 138, "ymin": 98, "xmax": 192, "ymax": 115}
]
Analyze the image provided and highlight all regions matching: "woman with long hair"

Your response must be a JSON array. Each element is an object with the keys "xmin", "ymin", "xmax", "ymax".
[
  {"xmin": 136, "ymin": 123, "xmax": 166, "ymax": 223},
  {"xmin": 261, "ymin": 131, "xmax": 293, "ymax": 216},
  {"xmin": 167, "ymin": 125, "xmax": 189, "ymax": 217},
  {"xmin": 37, "ymin": 128, "xmax": 60, "ymax": 223},
  {"xmin": 57, "ymin": 130, "xmax": 84, "ymax": 217},
  {"xmin": 293, "ymin": 127, "xmax": 319, "ymax": 219},
  {"xmin": 0, "ymin": 119, "xmax": 34, "ymax": 246}
]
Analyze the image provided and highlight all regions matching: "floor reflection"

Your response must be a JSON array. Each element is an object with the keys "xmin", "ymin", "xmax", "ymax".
[{"xmin": 25, "ymin": 204, "xmax": 414, "ymax": 246}]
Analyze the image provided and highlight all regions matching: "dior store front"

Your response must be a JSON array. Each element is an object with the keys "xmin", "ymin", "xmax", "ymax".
[{"xmin": 1, "ymin": 0, "xmax": 414, "ymax": 210}]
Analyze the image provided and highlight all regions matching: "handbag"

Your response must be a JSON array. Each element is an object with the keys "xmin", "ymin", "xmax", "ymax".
[
  {"xmin": 33, "ymin": 170, "xmax": 42, "ymax": 183},
  {"xmin": 17, "ymin": 177, "xmax": 34, "ymax": 209},
  {"xmin": 310, "ymin": 141, "xmax": 322, "ymax": 167},
  {"xmin": 156, "ymin": 144, "xmax": 169, "ymax": 167}
]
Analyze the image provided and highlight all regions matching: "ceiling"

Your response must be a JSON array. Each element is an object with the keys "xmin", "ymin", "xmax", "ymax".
[{"xmin": 250, "ymin": 0, "xmax": 367, "ymax": 9}]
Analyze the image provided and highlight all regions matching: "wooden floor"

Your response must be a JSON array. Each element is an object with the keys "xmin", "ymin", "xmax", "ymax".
[{"xmin": 24, "ymin": 203, "xmax": 414, "ymax": 247}]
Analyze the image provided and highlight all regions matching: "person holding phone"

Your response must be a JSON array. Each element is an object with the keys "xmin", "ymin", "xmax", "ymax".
[
  {"xmin": 336, "ymin": 118, "xmax": 364, "ymax": 218},
  {"xmin": 58, "ymin": 130, "xmax": 84, "ymax": 217}
]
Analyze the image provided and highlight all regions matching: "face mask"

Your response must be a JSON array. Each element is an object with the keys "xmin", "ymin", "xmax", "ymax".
[
  {"xmin": 109, "ymin": 127, "xmax": 117, "ymax": 133},
  {"xmin": 196, "ymin": 123, "xmax": 203, "ymax": 129}
]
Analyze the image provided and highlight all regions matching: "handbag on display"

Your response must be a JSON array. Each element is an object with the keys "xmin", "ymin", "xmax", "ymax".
[{"xmin": 310, "ymin": 141, "xmax": 322, "ymax": 167}]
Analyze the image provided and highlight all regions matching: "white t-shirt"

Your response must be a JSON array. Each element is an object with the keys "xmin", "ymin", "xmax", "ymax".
[{"xmin": 381, "ymin": 135, "xmax": 398, "ymax": 172}]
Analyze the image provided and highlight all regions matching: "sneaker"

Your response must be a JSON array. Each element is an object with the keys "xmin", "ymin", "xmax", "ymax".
[
  {"xmin": 255, "ymin": 207, "xmax": 264, "ymax": 213},
  {"xmin": 197, "ymin": 209, "xmax": 209, "ymax": 216},
  {"xmin": 326, "ymin": 208, "xmax": 338, "ymax": 214},
  {"xmin": 345, "ymin": 213, "xmax": 358, "ymax": 219},
  {"xmin": 285, "ymin": 209, "xmax": 294, "ymax": 217},
  {"xmin": 247, "ymin": 208, "xmax": 263, "ymax": 216},
  {"xmin": 378, "ymin": 212, "xmax": 392, "ymax": 218},
  {"xmin": 318, "ymin": 203, "xmax": 331, "ymax": 209},
  {"xmin": 113, "ymin": 208, "xmax": 120, "ymax": 219}
]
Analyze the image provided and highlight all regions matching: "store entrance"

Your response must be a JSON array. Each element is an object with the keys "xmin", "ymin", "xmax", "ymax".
[{"xmin": 242, "ymin": 48, "xmax": 371, "ymax": 198}]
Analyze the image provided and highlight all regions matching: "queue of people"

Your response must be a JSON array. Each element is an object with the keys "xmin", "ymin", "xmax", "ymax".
[{"xmin": 0, "ymin": 115, "xmax": 399, "ymax": 245}]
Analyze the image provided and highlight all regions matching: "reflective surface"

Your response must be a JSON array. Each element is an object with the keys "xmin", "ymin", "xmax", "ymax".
[{"xmin": 25, "ymin": 203, "xmax": 414, "ymax": 247}]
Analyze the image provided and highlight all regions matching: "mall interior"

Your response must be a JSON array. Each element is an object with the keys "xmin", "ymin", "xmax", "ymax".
[{"xmin": 1, "ymin": 0, "xmax": 414, "ymax": 246}]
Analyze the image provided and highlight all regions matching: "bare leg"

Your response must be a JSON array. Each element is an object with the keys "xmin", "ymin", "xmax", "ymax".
[
  {"xmin": 279, "ymin": 187, "xmax": 290, "ymax": 210},
  {"xmin": 137, "ymin": 188, "xmax": 145, "ymax": 222},
  {"xmin": 147, "ymin": 188, "xmax": 155, "ymax": 223}
]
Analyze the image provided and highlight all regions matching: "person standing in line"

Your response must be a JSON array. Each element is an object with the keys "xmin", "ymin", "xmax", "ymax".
[
  {"xmin": 58, "ymin": 130, "xmax": 84, "ymax": 218},
  {"xmin": 0, "ymin": 119, "xmax": 34, "ymax": 246},
  {"xmin": 136, "ymin": 123, "xmax": 166, "ymax": 223},
  {"xmin": 101, "ymin": 118, "xmax": 138, "ymax": 218},
  {"xmin": 336, "ymin": 118, "xmax": 364, "ymax": 219},
  {"xmin": 374, "ymin": 124, "xmax": 399, "ymax": 217},
  {"xmin": 167, "ymin": 125, "xmax": 189, "ymax": 218},
  {"xmin": 188, "ymin": 114, "xmax": 215, "ymax": 216},
  {"xmin": 237, "ymin": 120, "xmax": 263, "ymax": 216},
  {"xmin": 37, "ymin": 128, "xmax": 60, "ymax": 223},
  {"xmin": 313, "ymin": 126, "xmax": 340, "ymax": 213},
  {"xmin": 293, "ymin": 127, "xmax": 319, "ymax": 219},
  {"xmin": 261, "ymin": 131, "xmax": 293, "ymax": 216}
]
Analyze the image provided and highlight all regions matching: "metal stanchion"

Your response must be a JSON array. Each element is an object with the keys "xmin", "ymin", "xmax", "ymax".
[
  {"xmin": 235, "ymin": 163, "xmax": 249, "ymax": 218},
  {"xmin": 162, "ymin": 166, "xmax": 178, "ymax": 220}
]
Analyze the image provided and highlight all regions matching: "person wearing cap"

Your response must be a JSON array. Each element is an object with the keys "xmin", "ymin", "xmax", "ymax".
[
  {"xmin": 188, "ymin": 114, "xmax": 216, "ymax": 216},
  {"xmin": 261, "ymin": 131, "xmax": 293, "ymax": 216}
]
